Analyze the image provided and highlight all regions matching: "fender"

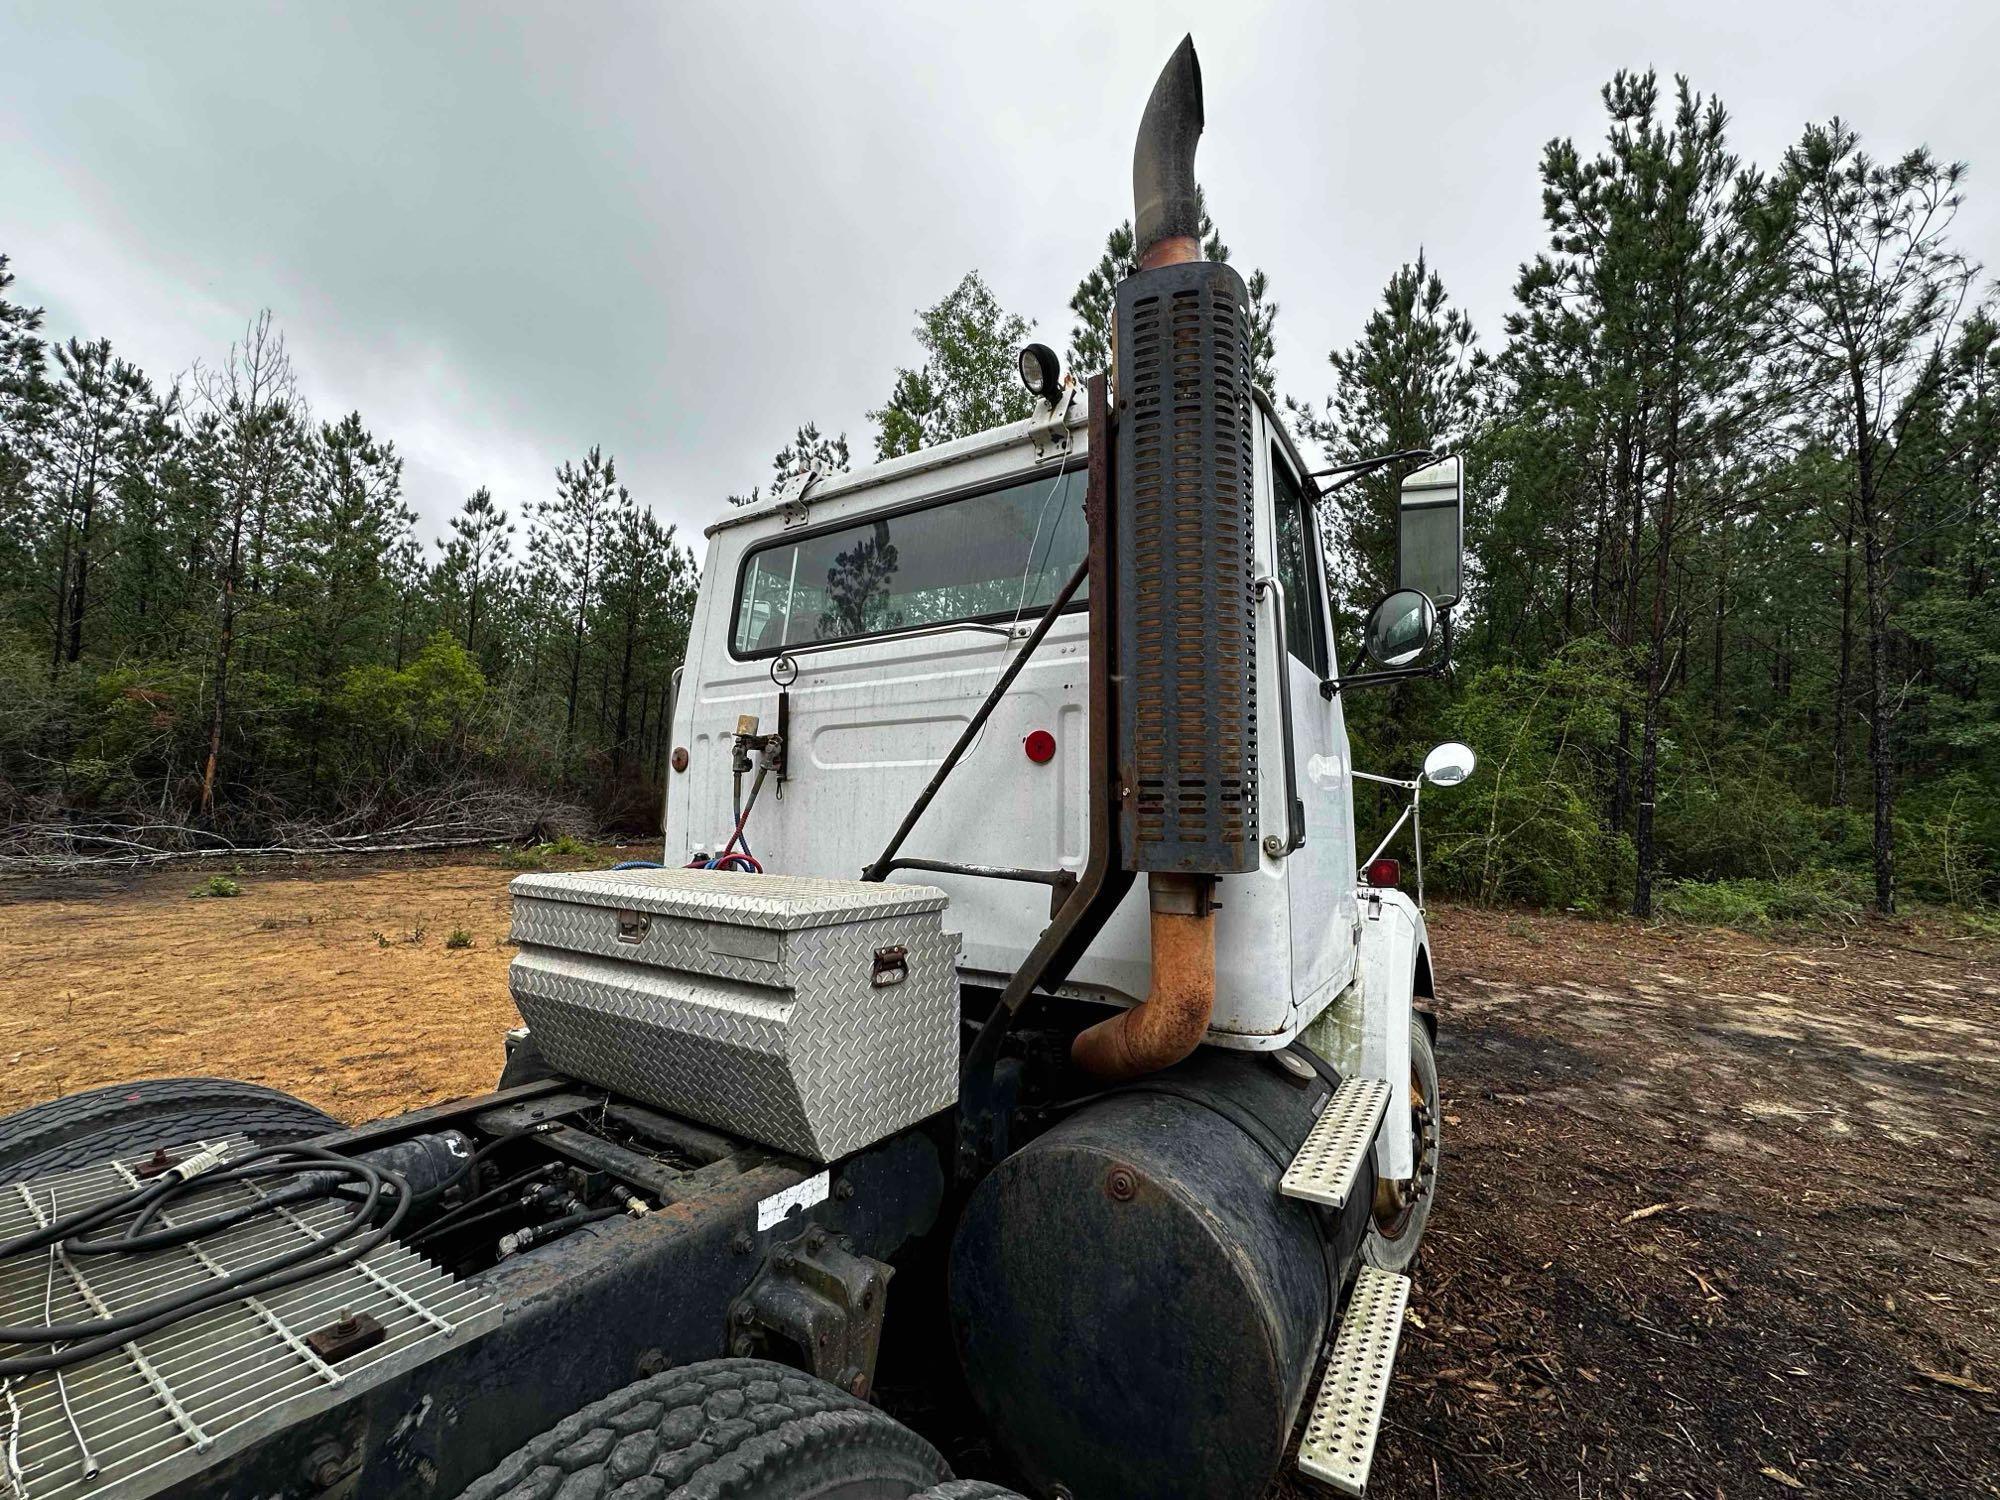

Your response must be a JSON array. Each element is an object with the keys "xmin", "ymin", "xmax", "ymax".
[{"xmin": 1301, "ymin": 886, "xmax": 1427, "ymax": 1179}]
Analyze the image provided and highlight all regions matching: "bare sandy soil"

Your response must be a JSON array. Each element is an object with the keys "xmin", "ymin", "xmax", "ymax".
[
  {"xmin": 0, "ymin": 851, "xmax": 588, "ymax": 1122},
  {"xmin": 2, "ymin": 857, "xmax": 1995, "ymax": 1497}
]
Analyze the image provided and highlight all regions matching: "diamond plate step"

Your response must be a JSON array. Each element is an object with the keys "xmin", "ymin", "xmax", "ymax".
[
  {"xmin": 1297, "ymin": 1266, "xmax": 1411, "ymax": 1495},
  {"xmin": 1280, "ymin": 1077, "xmax": 1392, "ymax": 1209}
]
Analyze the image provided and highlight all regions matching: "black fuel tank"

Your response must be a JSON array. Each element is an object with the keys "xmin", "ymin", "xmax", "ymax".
[{"xmin": 948, "ymin": 1048, "xmax": 1372, "ymax": 1500}]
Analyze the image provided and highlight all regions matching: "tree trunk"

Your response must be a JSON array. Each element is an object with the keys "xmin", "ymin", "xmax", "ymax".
[
  {"xmin": 46, "ymin": 445, "xmax": 86, "ymax": 677},
  {"xmin": 612, "ymin": 592, "xmax": 639, "ymax": 779},
  {"xmin": 1846, "ymin": 350, "xmax": 1895, "ymax": 915},
  {"xmin": 1860, "ymin": 506, "xmax": 1895, "ymax": 914},
  {"xmin": 1831, "ymin": 510, "xmax": 1853, "ymax": 807},
  {"xmin": 65, "ymin": 429, "xmax": 103, "ymax": 667},
  {"xmin": 1710, "ymin": 518, "xmax": 1728, "ymax": 721},
  {"xmin": 200, "ymin": 570, "xmax": 240, "ymax": 819},
  {"xmin": 563, "ymin": 602, "xmax": 587, "ymax": 756},
  {"xmin": 199, "ymin": 462, "xmax": 253, "ymax": 820},
  {"xmin": 1634, "ymin": 403, "xmax": 1681, "ymax": 920}
]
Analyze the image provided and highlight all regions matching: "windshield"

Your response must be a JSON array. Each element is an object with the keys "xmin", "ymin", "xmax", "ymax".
[{"xmin": 731, "ymin": 467, "xmax": 1087, "ymax": 656}]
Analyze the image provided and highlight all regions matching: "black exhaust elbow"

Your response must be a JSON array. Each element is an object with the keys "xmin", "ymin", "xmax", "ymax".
[{"xmin": 1132, "ymin": 35, "xmax": 1205, "ymax": 267}]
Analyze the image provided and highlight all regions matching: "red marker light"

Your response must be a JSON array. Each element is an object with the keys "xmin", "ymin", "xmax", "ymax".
[
  {"xmin": 1363, "ymin": 857, "xmax": 1401, "ymax": 888},
  {"xmin": 1024, "ymin": 729, "xmax": 1057, "ymax": 764}
]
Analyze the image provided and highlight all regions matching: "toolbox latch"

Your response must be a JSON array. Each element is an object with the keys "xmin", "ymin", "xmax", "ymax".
[
  {"xmin": 615, "ymin": 909, "xmax": 652, "ymax": 944},
  {"xmin": 871, "ymin": 945, "xmax": 909, "ymax": 987}
]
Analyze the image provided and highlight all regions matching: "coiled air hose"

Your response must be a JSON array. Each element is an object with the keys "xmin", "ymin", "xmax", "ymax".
[{"xmin": 0, "ymin": 1143, "xmax": 412, "ymax": 1376}]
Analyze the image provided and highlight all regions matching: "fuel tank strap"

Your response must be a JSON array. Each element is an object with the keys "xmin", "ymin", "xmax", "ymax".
[{"xmin": 1103, "ymin": 1081, "xmax": 1298, "ymax": 1177}]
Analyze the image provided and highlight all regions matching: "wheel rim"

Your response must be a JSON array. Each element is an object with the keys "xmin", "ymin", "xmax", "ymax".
[{"xmin": 1370, "ymin": 1063, "xmax": 1437, "ymax": 1242}]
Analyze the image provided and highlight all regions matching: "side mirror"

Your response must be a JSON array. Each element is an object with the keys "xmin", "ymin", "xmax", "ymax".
[
  {"xmin": 1421, "ymin": 741, "xmax": 1476, "ymax": 787},
  {"xmin": 1398, "ymin": 455, "xmax": 1463, "ymax": 609},
  {"xmin": 1361, "ymin": 588, "xmax": 1438, "ymax": 669}
]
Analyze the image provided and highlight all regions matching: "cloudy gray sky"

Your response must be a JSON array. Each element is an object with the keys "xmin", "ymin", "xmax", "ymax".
[{"xmin": 4, "ymin": 0, "xmax": 1994, "ymax": 552}]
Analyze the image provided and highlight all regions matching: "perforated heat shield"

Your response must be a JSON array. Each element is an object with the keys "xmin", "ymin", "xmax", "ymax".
[{"xmin": 1113, "ymin": 258, "xmax": 1259, "ymax": 873}]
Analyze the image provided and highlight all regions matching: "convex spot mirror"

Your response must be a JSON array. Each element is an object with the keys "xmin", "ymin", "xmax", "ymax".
[
  {"xmin": 1361, "ymin": 588, "xmax": 1438, "ymax": 670},
  {"xmin": 1422, "ymin": 741, "xmax": 1477, "ymax": 787},
  {"xmin": 1398, "ymin": 454, "xmax": 1463, "ymax": 608}
]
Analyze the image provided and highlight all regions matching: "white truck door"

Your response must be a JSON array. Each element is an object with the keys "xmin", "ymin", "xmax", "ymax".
[{"xmin": 1270, "ymin": 433, "xmax": 1361, "ymax": 1021}]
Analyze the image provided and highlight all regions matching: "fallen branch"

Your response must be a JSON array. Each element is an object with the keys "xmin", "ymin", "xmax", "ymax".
[{"xmin": 0, "ymin": 785, "xmax": 593, "ymax": 874}]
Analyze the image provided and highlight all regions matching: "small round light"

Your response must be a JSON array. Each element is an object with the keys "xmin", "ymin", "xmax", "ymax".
[
  {"xmin": 1017, "ymin": 342, "xmax": 1061, "ymax": 403},
  {"xmin": 671, "ymin": 747, "xmax": 689, "ymax": 773},
  {"xmin": 1023, "ymin": 729, "xmax": 1057, "ymax": 764}
]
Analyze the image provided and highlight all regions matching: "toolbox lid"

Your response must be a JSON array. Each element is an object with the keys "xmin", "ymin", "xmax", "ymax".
[{"xmin": 508, "ymin": 867, "xmax": 950, "ymax": 931}]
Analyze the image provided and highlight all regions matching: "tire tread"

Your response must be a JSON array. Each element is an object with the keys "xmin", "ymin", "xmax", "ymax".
[
  {"xmin": 0, "ymin": 1077, "xmax": 339, "ymax": 1179},
  {"xmin": 455, "ymin": 1359, "xmax": 951, "ymax": 1500}
]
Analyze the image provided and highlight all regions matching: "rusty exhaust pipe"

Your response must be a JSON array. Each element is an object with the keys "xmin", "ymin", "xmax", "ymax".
[
  {"xmin": 1132, "ymin": 34, "xmax": 1205, "ymax": 269},
  {"xmin": 1072, "ymin": 36, "xmax": 1236, "ymax": 1081},
  {"xmin": 1071, "ymin": 875, "xmax": 1217, "ymax": 1079}
]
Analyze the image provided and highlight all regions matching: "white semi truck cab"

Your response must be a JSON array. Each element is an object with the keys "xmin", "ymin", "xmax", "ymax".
[
  {"xmin": 651, "ymin": 36, "xmax": 1477, "ymax": 1496},
  {"xmin": 671, "ymin": 386, "xmax": 1463, "ymax": 1175}
]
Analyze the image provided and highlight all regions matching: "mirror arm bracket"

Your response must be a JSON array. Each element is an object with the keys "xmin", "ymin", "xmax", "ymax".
[
  {"xmin": 1308, "ymin": 447, "xmax": 1441, "ymax": 492},
  {"xmin": 1319, "ymin": 661, "xmax": 1449, "ymax": 699},
  {"xmin": 1331, "ymin": 603, "xmax": 1456, "ymax": 699}
]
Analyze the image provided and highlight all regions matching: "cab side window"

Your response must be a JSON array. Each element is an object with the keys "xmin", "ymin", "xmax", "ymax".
[{"xmin": 1272, "ymin": 449, "xmax": 1328, "ymax": 676}]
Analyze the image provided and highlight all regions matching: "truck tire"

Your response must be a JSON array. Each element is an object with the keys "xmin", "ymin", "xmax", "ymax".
[
  {"xmin": 453, "ymin": 1358, "xmax": 957, "ymax": 1500},
  {"xmin": 0, "ymin": 1077, "xmax": 340, "ymax": 1180},
  {"xmin": 910, "ymin": 1485, "xmax": 1028, "ymax": 1498},
  {"xmin": 1362, "ymin": 1020, "xmax": 1440, "ymax": 1274}
]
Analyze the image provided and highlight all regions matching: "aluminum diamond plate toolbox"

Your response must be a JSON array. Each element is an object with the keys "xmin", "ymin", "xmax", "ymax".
[
  {"xmin": 508, "ymin": 869, "xmax": 961, "ymax": 1162},
  {"xmin": 0, "ymin": 1141, "xmax": 500, "ymax": 1500}
]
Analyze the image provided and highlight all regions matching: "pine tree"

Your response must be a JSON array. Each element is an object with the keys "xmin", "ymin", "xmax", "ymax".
[
  {"xmin": 105, "ymin": 383, "xmax": 187, "ymax": 657},
  {"xmin": 1505, "ymin": 72, "xmax": 1787, "ymax": 915},
  {"xmin": 281, "ymin": 413, "xmax": 411, "ymax": 790},
  {"xmin": 1292, "ymin": 252, "xmax": 1484, "ymax": 620},
  {"xmin": 1065, "ymin": 190, "xmax": 1280, "ymax": 389},
  {"xmin": 1775, "ymin": 121, "xmax": 1991, "ymax": 912},
  {"xmin": 0, "ymin": 255, "xmax": 48, "ymax": 603},
  {"xmin": 728, "ymin": 422, "xmax": 851, "ymax": 508},
  {"xmin": 870, "ymin": 273, "xmax": 1034, "ymax": 459},
  {"xmin": 436, "ymin": 486, "xmax": 514, "ymax": 657},
  {"xmin": 537, "ymin": 447, "xmax": 623, "ymax": 759},
  {"xmin": 191, "ymin": 310, "xmax": 302, "ymax": 818},
  {"xmin": 38, "ymin": 338, "xmax": 154, "ymax": 670}
]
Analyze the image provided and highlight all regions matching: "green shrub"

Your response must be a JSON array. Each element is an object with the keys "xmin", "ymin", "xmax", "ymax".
[
  {"xmin": 498, "ymin": 834, "xmax": 592, "ymax": 869},
  {"xmin": 1896, "ymin": 773, "xmax": 1996, "ymax": 907},
  {"xmin": 1419, "ymin": 642, "xmax": 1632, "ymax": 910},
  {"xmin": 445, "ymin": 928, "xmax": 474, "ymax": 950},
  {"xmin": 191, "ymin": 875, "xmax": 242, "ymax": 899},
  {"xmin": 1658, "ymin": 870, "xmax": 1864, "ymax": 929}
]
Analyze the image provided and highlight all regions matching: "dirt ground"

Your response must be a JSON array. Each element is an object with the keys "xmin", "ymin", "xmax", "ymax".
[
  {"xmin": 0, "ymin": 850, "xmax": 573, "ymax": 1123},
  {"xmin": 1361, "ymin": 907, "xmax": 2000, "ymax": 1500},
  {"xmin": 2, "ymin": 856, "xmax": 1996, "ymax": 1498}
]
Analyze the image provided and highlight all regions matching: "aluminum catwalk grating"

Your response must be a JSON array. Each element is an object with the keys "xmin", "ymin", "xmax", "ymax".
[{"xmin": 0, "ymin": 1140, "xmax": 500, "ymax": 1500}]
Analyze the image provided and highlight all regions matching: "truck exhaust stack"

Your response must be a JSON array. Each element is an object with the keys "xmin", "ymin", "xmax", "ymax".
[
  {"xmin": 1132, "ymin": 34, "xmax": 1206, "ymax": 269},
  {"xmin": 1072, "ymin": 36, "xmax": 1257, "ymax": 1079}
]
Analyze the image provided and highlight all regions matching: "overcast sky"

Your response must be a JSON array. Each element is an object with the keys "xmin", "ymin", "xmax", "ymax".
[{"xmin": 3, "ymin": 0, "xmax": 1993, "ymax": 553}]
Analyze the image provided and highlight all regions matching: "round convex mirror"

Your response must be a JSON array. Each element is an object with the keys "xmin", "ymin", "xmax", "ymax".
[
  {"xmin": 1362, "ymin": 588, "xmax": 1438, "ymax": 669},
  {"xmin": 1422, "ymin": 741, "xmax": 1477, "ymax": 787}
]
